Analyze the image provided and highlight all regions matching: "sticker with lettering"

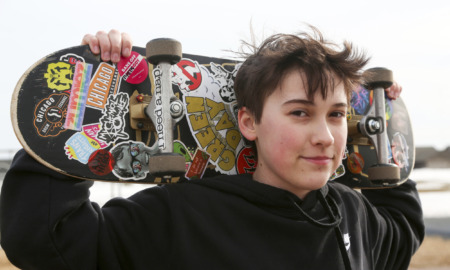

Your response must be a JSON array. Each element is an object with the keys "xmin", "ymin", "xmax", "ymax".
[
  {"xmin": 64, "ymin": 124, "xmax": 107, "ymax": 164},
  {"xmin": 174, "ymin": 59, "xmax": 243, "ymax": 174},
  {"xmin": 86, "ymin": 62, "xmax": 120, "ymax": 110},
  {"xmin": 186, "ymin": 149, "xmax": 210, "ymax": 179},
  {"xmin": 117, "ymin": 51, "xmax": 148, "ymax": 84},
  {"xmin": 97, "ymin": 93, "xmax": 130, "ymax": 145},
  {"xmin": 88, "ymin": 149, "xmax": 115, "ymax": 176},
  {"xmin": 64, "ymin": 61, "xmax": 93, "ymax": 131},
  {"xmin": 33, "ymin": 93, "xmax": 70, "ymax": 137}
]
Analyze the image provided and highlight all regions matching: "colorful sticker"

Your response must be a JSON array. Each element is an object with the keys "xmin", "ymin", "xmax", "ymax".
[
  {"xmin": 174, "ymin": 140, "xmax": 193, "ymax": 163},
  {"xmin": 64, "ymin": 61, "xmax": 93, "ymax": 131},
  {"xmin": 350, "ymin": 86, "xmax": 370, "ymax": 115},
  {"xmin": 172, "ymin": 59, "xmax": 202, "ymax": 92},
  {"xmin": 65, "ymin": 132, "xmax": 100, "ymax": 164},
  {"xmin": 117, "ymin": 51, "xmax": 148, "ymax": 84},
  {"xmin": 173, "ymin": 59, "xmax": 242, "ymax": 174},
  {"xmin": 236, "ymin": 146, "xmax": 257, "ymax": 174},
  {"xmin": 88, "ymin": 149, "xmax": 115, "ymax": 176},
  {"xmin": 44, "ymin": 62, "xmax": 74, "ymax": 91},
  {"xmin": 86, "ymin": 62, "xmax": 120, "ymax": 110},
  {"xmin": 347, "ymin": 152, "xmax": 365, "ymax": 174},
  {"xmin": 64, "ymin": 124, "xmax": 107, "ymax": 164},
  {"xmin": 33, "ymin": 93, "xmax": 70, "ymax": 137},
  {"xmin": 83, "ymin": 124, "xmax": 108, "ymax": 148},
  {"xmin": 186, "ymin": 149, "xmax": 210, "ymax": 179},
  {"xmin": 43, "ymin": 54, "xmax": 84, "ymax": 92}
]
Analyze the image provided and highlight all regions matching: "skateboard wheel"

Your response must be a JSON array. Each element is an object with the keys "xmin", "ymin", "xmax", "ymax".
[
  {"xmin": 149, "ymin": 153, "xmax": 186, "ymax": 177},
  {"xmin": 368, "ymin": 164, "xmax": 400, "ymax": 185},
  {"xmin": 146, "ymin": 38, "xmax": 182, "ymax": 65},
  {"xmin": 363, "ymin": 67, "xmax": 393, "ymax": 90}
]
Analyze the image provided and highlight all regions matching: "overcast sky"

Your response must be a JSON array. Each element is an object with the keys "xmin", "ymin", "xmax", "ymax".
[{"xmin": 1, "ymin": 0, "xmax": 449, "ymax": 152}]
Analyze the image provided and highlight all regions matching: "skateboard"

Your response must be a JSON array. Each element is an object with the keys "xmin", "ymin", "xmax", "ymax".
[{"xmin": 11, "ymin": 40, "xmax": 414, "ymax": 188}]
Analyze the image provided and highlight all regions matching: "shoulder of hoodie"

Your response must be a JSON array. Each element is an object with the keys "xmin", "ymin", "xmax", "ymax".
[{"xmin": 326, "ymin": 181, "xmax": 368, "ymax": 205}]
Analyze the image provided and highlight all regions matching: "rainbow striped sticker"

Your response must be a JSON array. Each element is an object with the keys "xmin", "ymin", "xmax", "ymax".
[{"xmin": 64, "ymin": 61, "xmax": 93, "ymax": 131}]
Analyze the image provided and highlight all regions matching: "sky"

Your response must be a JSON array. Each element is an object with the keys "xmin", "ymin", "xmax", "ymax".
[{"xmin": 1, "ymin": 0, "xmax": 449, "ymax": 152}]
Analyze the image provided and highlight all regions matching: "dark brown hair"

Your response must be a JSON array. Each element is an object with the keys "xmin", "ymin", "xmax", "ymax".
[{"xmin": 234, "ymin": 27, "xmax": 370, "ymax": 123}]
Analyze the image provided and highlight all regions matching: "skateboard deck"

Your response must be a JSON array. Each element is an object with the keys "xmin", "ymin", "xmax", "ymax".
[{"xmin": 11, "ymin": 44, "xmax": 414, "ymax": 188}]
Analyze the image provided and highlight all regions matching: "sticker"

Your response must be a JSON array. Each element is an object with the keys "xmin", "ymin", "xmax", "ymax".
[
  {"xmin": 33, "ymin": 93, "xmax": 70, "ymax": 137},
  {"xmin": 347, "ymin": 152, "xmax": 364, "ymax": 174},
  {"xmin": 64, "ymin": 124, "xmax": 107, "ymax": 164},
  {"xmin": 391, "ymin": 132, "xmax": 410, "ymax": 170},
  {"xmin": 88, "ymin": 149, "xmax": 115, "ymax": 176},
  {"xmin": 60, "ymin": 53, "xmax": 84, "ymax": 65},
  {"xmin": 97, "ymin": 93, "xmax": 130, "ymax": 145},
  {"xmin": 184, "ymin": 95, "xmax": 241, "ymax": 173},
  {"xmin": 117, "ymin": 51, "xmax": 148, "ymax": 84},
  {"xmin": 65, "ymin": 132, "xmax": 100, "ymax": 164},
  {"xmin": 83, "ymin": 124, "xmax": 108, "ymax": 148},
  {"xmin": 43, "ymin": 54, "xmax": 84, "ymax": 92},
  {"xmin": 172, "ymin": 59, "xmax": 202, "ymax": 92},
  {"xmin": 186, "ymin": 149, "xmax": 210, "ymax": 180},
  {"xmin": 236, "ymin": 146, "xmax": 257, "ymax": 174},
  {"xmin": 174, "ymin": 140, "xmax": 193, "ymax": 163},
  {"xmin": 86, "ymin": 62, "xmax": 120, "ymax": 110},
  {"xmin": 210, "ymin": 62, "xmax": 237, "ymax": 103},
  {"xmin": 350, "ymin": 86, "xmax": 370, "ymax": 115},
  {"xmin": 110, "ymin": 141, "xmax": 155, "ymax": 180},
  {"xmin": 64, "ymin": 62, "xmax": 93, "ymax": 131},
  {"xmin": 44, "ymin": 62, "xmax": 75, "ymax": 91}
]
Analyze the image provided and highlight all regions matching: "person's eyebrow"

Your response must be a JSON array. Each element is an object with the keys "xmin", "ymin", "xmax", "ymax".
[
  {"xmin": 282, "ymin": 99, "xmax": 315, "ymax": 106},
  {"xmin": 283, "ymin": 99, "xmax": 348, "ymax": 108}
]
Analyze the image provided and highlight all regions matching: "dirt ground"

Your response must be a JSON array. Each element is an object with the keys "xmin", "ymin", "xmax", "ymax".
[{"xmin": 1, "ymin": 236, "xmax": 449, "ymax": 269}]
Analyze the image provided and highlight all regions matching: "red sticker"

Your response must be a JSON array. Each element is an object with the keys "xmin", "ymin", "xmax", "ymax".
[
  {"xmin": 236, "ymin": 147, "xmax": 257, "ymax": 174},
  {"xmin": 186, "ymin": 149, "xmax": 210, "ymax": 179},
  {"xmin": 117, "ymin": 51, "xmax": 148, "ymax": 84},
  {"xmin": 347, "ymin": 152, "xmax": 364, "ymax": 174},
  {"xmin": 88, "ymin": 149, "xmax": 115, "ymax": 176}
]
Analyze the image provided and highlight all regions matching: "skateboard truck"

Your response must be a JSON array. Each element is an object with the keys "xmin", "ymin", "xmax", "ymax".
[
  {"xmin": 142, "ymin": 38, "xmax": 186, "ymax": 178},
  {"xmin": 352, "ymin": 67, "xmax": 400, "ymax": 186}
]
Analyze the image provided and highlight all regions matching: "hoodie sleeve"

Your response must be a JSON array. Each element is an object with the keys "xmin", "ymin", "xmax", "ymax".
[
  {"xmin": 0, "ymin": 149, "xmax": 172, "ymax": 270},
  {"xmin": 361, "ymin": 179, "xmax": 425, "ymax": 270}
]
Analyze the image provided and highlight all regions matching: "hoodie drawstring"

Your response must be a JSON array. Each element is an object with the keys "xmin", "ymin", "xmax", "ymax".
[{"xmin": 289, "ymin": 193, "xmax": 352, "ymax": 270}]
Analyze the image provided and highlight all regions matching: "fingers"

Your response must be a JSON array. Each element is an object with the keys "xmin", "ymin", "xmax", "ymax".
[
  {"xmin": 81, "ymin": 34, "xmax": 100, "ymax": 55},
  {"xmin": 385, "ymin": 81, "xmax": 402, "ymax": 100},
  {"xmin": 81, "ymin": 30, "xmax": 133, "ymax": 63}
]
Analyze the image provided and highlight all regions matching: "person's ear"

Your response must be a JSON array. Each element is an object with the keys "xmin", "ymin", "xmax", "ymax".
[{"xmin": 238, "ymin": 107, "xmax": 257, "ymax": 141}]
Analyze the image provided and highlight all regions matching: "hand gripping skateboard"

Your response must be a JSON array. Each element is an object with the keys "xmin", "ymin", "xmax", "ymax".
[{"xmin": 11, "ymin": 39, "xmax": 414, "ymax": 188}]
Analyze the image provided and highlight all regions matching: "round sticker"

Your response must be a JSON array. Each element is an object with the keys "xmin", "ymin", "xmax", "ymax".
[
  {"xmin": 347, "ymin": 152, "xmax": 364, "ymax": 174},
  {"xmin": 236, "ymin": 147, "xmax": 257, "ymax": 174},
  {"xmin": 117, "ymin": 51, "xmax": 149, "ymax": 84},
  {"xmin": 88, "ymin": 149, "xmax": 115, "ymax": 176}
]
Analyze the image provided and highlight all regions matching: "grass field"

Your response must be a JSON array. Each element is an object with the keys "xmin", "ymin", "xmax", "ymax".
[{"xmin": 1, "ymin": 236, "xmax": 450, "ymax": 269}]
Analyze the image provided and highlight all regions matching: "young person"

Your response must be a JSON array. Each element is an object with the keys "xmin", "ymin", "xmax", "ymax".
[{"xmin": 0, "ymin": 29, "xmax": 422, "ymax": 270}]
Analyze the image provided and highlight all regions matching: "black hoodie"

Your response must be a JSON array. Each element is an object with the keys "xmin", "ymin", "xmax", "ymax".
[{"xmin": 1, "ymin": 150, "xmax": 424, "ymax": 270}]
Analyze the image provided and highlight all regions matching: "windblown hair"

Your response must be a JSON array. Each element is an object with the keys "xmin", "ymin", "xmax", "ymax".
[{"xmin": 234, "ymin": 26, "xmax": 370, "ymax": 123}]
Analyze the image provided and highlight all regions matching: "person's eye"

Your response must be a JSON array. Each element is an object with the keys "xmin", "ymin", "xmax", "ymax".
[
  {"xmin": 330, "ymin": 111, "xmax": 346, "ymax": 118},
  {"xmin": 290, "ymin": 110, "xmax": 308, "ymax": 117}
]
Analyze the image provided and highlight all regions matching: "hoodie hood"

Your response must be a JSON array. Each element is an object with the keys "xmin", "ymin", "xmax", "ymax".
[{"xmin": 189, "ymin": 174, "xmax": 340, "ymax": 228}]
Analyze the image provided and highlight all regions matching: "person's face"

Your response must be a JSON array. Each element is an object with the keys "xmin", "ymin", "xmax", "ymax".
[
  {"xmin": 239, "ymin": 69, "xmax": 348, "ymax": 199},
  {"xmin": 115, "ymin": 141, "xmax": 150, "ymax": 179}
]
